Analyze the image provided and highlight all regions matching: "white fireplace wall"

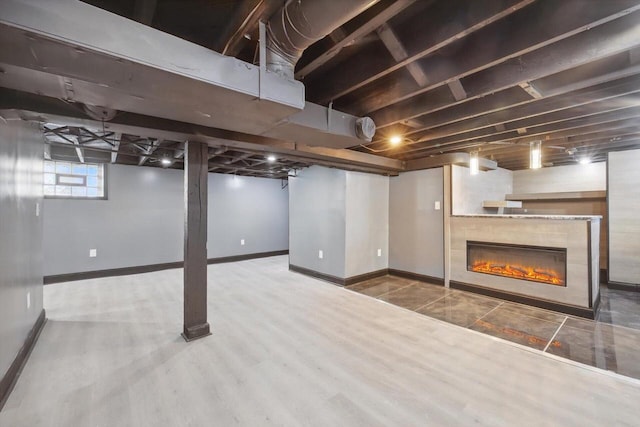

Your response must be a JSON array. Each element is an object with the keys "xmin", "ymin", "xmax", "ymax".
[
  {"xmin": 513, "ymin": 163, "xmax": 606, "ymax": 194},
  {"xmin": 451, "ymin": 165, "xmax": 513, "ymax": 215},
  {"xmin": 450, "ymin": 216, "xmax": 598, "ymax": 308}
]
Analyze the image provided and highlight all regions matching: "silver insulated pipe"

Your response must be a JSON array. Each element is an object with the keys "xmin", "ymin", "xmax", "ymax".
[{"xmin": 266, "ymin": 0, "xmax": 378, "ymax": 79}]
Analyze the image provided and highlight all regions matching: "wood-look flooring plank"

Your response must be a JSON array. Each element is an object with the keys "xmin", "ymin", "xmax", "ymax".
[{"xmin": 1, "ymin": 256, "xmax": 640, "ymax": 426}]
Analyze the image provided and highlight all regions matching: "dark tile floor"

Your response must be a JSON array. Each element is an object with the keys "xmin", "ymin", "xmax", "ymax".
[{"xmin": 347, "ymin": 277, "xmax": 640, "ymax": 380}]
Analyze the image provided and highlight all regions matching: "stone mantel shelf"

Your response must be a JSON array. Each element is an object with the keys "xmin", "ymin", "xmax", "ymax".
[
  {"xmin": 453, "ymin": 214, "xmax": 602, "ymax": 220},
  {"xmin": 505, "ymin": 191, "xmax": 606, "ymax": 201}
]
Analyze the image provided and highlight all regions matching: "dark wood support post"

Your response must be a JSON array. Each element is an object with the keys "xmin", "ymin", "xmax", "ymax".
[{"xmin": 182, "ymin": 140, "xmax": 211, "ymax": 341}]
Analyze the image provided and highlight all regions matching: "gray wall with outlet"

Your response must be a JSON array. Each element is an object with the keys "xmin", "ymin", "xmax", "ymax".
[
  {"xmin": 345, "ymin": 171, "xmax": 389, "ymax": 277},
  {"xmin": 0, "ymin": 121, "xmax": 44, "ymax": 378},
  {"xmin": 289, "ymin": 166, "xmax": 390, "ymax": 280},
  {"xmin": 389, "ymin": 168, "xmax": 444, "ymax": 279},
  {"xmin": 288, "ymin": 166, "xmax": 347, "ymax": 278},
  {"xmin": 43, "ymin": 164, "xmax": 289, "ymax": 276}
]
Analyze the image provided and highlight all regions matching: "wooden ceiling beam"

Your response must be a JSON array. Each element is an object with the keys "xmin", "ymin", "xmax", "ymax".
[
  {"xmin": 307, "ymin": 0, "xmax": 532, "ymax": 105},
  {"xmin": 388, "ymin": 94, "xmax": 640, "ymax": 156},
  {"xmin": 398, "ymin": 115, "xmax": 640, "ymax": 160},
  {"xmin": 370, "ymin": 5, "xmax": 640, "ymax": 128},
  {"xmin": 295, "ymin": 0, "xmax": 418, "ymax": 79}
]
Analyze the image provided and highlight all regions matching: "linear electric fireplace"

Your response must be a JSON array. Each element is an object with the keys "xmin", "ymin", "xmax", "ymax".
[{"xmin": 467, "ymin": 241, "xmax": 567, "ymax": 286}]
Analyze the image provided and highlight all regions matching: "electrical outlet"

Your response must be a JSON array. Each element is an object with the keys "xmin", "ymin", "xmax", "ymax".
[
  {"xmin": 240, "ymin": 239, "xmax": 245, "ymax": 245},
  {"xmin": 89, "ymin": 249, "xmax": 97, "ymax": 257},
  {"xmin": 26, "ymin": 292, "xmax": 31, "ymax": 309},
  {"xmin": 434, "ymin": 201, "xmax": 441, "ymax": 210},
  {"xmin": 318, "ymin": 250, "xmax": 323, "ymax": 259},
  {"xmin": 377, "ymin": 248, "xmax": 382, "ymax": 257}
]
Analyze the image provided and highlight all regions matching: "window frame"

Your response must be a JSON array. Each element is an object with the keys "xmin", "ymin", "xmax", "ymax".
[{"xmin": 44, "ymin": 161, "xmax": 108, "ymax": 200}]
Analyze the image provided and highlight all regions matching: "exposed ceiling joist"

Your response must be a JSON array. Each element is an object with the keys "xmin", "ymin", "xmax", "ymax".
[
  {"xmin": 399, "ymin": 108, "xmax": 640, "ymax": 159},
  {"xmin": 138, "ymin": 138, "xmax": 162, "ymax": 166},
  {"xmin": 220, "ymin": 0, "xmax": 268, "ymax": 56},
  {"xmin": 307, "ymin": 0, "xmax": 533, "ymax": 105},
  {"xmin": 111, "ymin": 133, "xmax": 121, "ymax": 164},
  {"xmin": 133, "ymin": 0, "xmax": 157, "ymax": 25},
  {"xmin": 394, "ymin": 95, "xmax": 640, "ymax": 155},
  {"xmin": 371, "ymin": 6, "xmax": 640, "ymax": 127},
  {"xmin": 376, "ymin": 22, "xmax": 429, "ymax": 87},
  {"xmin": 295, "ymin": 0, "xmax": 418, "ymax": 79},
  {"xmin": 447, "ymin": 79, "xmax": 467, "ymax": 102},
  {"xmin": 407, "ymin": 75, "xmax": 640, "ymax": 142}
]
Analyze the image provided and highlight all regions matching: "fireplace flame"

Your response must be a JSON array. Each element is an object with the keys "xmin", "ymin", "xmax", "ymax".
[{"xmin": 470, "ymin": 261, "xmax": 564, "ymax": 286}]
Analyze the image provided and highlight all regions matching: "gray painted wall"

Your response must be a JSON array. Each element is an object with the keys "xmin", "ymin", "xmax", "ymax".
[
  {"xmin": 513, "ymin": 162, "xmax": 606, "ymax": 193},
  {"xmin": 208, "ymin": 173, "xmax": 289, "ymax": 258},
  {"xmin": 451, "ymin": 165, "xmax": 513, "ymax": 214},
  {"xmin": 0, "ymin": 121, "xmax": 43, "ymax": 379},
  {"xmin": 289, "ymin": 166, "xmax": 391, "ymax": 279},
  {"xmin": 43, "ymin": 164, "xmax": 288, "ymax": 276},
  {"xmin": 345, "ymin": 171, "xmax": 389, "ymax": 277},
  {"xmin": 389, "ymin": 168, "xmax": 444, "ymax": 278},
  {"xmin": 288, "ymin": 166, "xmax": 347, "ymax": 278}
]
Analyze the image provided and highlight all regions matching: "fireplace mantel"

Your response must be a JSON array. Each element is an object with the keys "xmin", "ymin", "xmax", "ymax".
[
  {"xmin": 453, "ymin": 214, "xmax": 602, "ymax": 220},
  {"xmin": 448, "ymin": 215, "xmax": 600, "ymax": 318}
]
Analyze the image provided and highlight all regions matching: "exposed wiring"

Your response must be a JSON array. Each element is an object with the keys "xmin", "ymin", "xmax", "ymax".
[{"xmin": 359, "ymin": 144, "xmax": 394, "ymax": 153}]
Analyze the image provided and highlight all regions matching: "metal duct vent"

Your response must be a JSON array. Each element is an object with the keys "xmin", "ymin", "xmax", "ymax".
[
  {"xmin": 266, "ymin": 0, "xmax": 377, "ymax": 79},
  {"xmin": 355, "ymin": 117, "xmax": 376, "ymax": 141}
]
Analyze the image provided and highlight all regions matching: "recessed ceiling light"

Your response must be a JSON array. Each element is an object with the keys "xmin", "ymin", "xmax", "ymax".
[
  {"xmin": 579, "ymin": 157, "xmax": 591, "ymax": 165},
  {"xmin": 267, "ymin": 155, "xmax": 276, "ymax": 162},
  {"xmin": 160, "ymin": 157, "xmax": 172, "ymax": 166},
  {"xmin": 389, "ymin": 135, "xmax": 402, "ymax": 145}
]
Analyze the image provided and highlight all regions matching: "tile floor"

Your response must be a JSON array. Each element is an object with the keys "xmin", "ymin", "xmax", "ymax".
[{"xmin": 347, "ymin": 277, "xmax": 640, "ymax": 380}]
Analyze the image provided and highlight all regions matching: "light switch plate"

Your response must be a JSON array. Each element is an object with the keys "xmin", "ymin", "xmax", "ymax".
[
  {"xmin": 377, "ymin": 248, "xmax": 382, "ymax": 257},
  {"xmin": 27, "ymin": 292, "xmax": 31, "ymax": 309},
  {"xmin": 318, "ymin": 250, "xmax": 323, "ymax": 259},
  {"xmin": 89, "ymin": 249, "xmax": 97, "ymax": 257},
  {"xmin": 434, "ymin": 201, "xmax": 441, "ymax": 210},
  {"xmin": 240, "ymin": 239, "xmax": 245, "ymax": 245}
]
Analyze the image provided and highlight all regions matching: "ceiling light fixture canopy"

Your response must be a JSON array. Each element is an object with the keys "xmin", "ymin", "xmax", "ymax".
[
  {"xmin": 469, "ymin": 151, "xmax": 479, "ymax": 175},
  {"xmin": 530, "ymin": 140, "xmax": 542, "ymax": 169}
]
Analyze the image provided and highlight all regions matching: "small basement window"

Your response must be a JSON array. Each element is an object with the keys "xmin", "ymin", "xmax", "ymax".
[{"xmin": 44, "ymin": 160, "xmax": 106, "ymax": 199}]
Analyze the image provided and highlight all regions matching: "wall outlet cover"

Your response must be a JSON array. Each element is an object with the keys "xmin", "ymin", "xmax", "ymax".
[
  {"xmin": 318, "ymin": 250, "xmax": 323, "ymax": 259},
  {"xmin": 240, "ymin": 239, "xmax": 245, "ymax": 245},
  {"xmin": 377, "ymin": 248, "xmax": 382, "ymax": 257},
  {"xmin": 89, "ymin": 249, "xmax": 97, "ymax": 257}
]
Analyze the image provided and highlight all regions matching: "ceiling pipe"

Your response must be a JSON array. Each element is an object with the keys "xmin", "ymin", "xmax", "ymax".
[{"xmin": 266, "ymin": 0, "xmax": 379, "ymax": 80}]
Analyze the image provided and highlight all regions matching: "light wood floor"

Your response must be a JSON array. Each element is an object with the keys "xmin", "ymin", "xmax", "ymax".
[{"xmin": 2, "ymin": 255, "xmax": 640, "ymax": 426}]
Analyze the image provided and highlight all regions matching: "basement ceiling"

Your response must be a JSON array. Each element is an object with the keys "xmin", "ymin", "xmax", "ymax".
[{"xmin": 8, "ymin": 0, "xmax": 640, "ymax": 172}]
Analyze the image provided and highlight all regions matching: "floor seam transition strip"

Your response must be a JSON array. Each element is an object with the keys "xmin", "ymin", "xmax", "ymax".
[{"xmin": 543, "ymin": 316, "xmax": 568, "ymax": 352}]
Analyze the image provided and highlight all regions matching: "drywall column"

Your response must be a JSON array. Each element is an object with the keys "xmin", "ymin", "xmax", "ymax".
[
  {"xmin": 182, "ymin": 141, "xmax": 210, "ymax": 341},
  {"xmin": 0, "ymin": 120, "xmax": 44, "ymax": 407},
  {"xmin": 389, "ymin": 168, "xmax": 444, "ymax": 281},
  {"xmin": 608, "ymin": 150, "xmax": 640, "ymax": 286}
]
